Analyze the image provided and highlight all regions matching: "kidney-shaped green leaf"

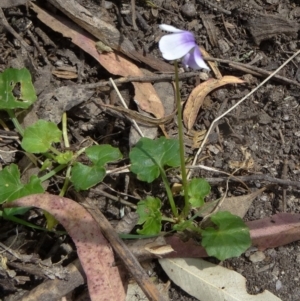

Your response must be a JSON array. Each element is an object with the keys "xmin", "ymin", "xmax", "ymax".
[
  {"xmin": 71, "ymin": 162, "xmax": 106, "ymax": 191},
  {"xmin": 0, "ymin": 68, "xmax": 37, "ymax": 109},
  {"xmin": 85, "ymin": 145, "xmax": 122, "ymax": 166},
  {"xmin": 188, "ymin": 178, "xmax": 211, "ymax": 208},
  {"xmin": 130, "ymin": 137, "xmax": 180, "ymax": 183},
  {"xmin": 21, "ymin": 120, "xmax": 62, "ymax": 153},
  {"xmin": 201, "ymin": 211, "xmax": 251, "ymax": 260}
]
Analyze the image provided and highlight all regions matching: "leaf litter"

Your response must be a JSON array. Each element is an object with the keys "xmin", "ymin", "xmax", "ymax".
[
  {"xmin": 5, "ymin": 194, "xmax": 126, "ymax": 301},
  {"xmin": 0, "ymin": 0, "xmax": 297, "ymax": 300}
]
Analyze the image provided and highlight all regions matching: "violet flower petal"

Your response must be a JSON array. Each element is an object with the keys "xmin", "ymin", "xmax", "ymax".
[
  {"xmin": 182, "ymin": 47, "xmax": 210, "ymax": 70},
  {"xmin": 159, "ymin": 31, "xmax": 196, "ymax": 60}
]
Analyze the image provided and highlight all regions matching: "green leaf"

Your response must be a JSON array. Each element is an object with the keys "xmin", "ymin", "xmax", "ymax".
[
  {"xmin": 188, "ymin": 178, "xmax": 211, "ymax": 207},
  {"xmin": 3, "ymin": 207, "xmax": 31, "ymax": 216},
  {"xmin": 70, "ymin": 145, "xmax": 122, "ymax": 191},
  {"xmin": 85, "ymin": 145, "xmax": 122, "ymax": 166},
  {"xmin": 136, "ymin": 196, "xmax": 162, "ymax": 235},
  {"xmin": 0, "ymin": 164, "xmax": 44, "ymax": 204},
  {"xmin": 21, "ymin": 120, "xmax": 62, "ymax": 153},
  {"xmin": 0, "ymin": 68, "xmax": 37, "ymax": 109},
  {"xmin": 130, "ymin": 137, "xmax": 180, "ymax": 183},
  {"xmin": 70, "ymin": 162, "xmax": 106, "ymax": 191},
  {"xmin": 201, "ymin": 211, "xmax": 251, "ymax": 260},
  {"xmin": 55, "ymin": 151, "xmax": 73, "ymax": 164}
]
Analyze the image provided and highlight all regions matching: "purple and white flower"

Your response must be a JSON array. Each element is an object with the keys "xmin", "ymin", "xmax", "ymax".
[{"xmin": 158, "ymin": 24, "xmax": 209, "ymax": 71}]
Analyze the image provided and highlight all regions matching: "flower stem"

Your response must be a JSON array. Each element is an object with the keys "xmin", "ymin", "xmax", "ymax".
[
  {"xmin": 174, "ymin": 61, "xmax": 190, "ymax": 218},
  {"xmin": 160, "ymin": 167, "xmax": 178, "ymax": 218},
  {"xmin": 6, "ymin": 109, "xmax": 24, "ymax": 136},
  {"xmin": 59, "ymin": 165, "xmax": 71, "ymax": 197},
  {"xmin": 39, "ymin": 164, "xmax": 67, "ymax": 182}
]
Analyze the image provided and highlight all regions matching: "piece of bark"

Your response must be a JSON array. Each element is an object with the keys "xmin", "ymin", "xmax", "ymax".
[{"xmin": 247, "ymin": 14, "xmax": 299, "ymax": 45}]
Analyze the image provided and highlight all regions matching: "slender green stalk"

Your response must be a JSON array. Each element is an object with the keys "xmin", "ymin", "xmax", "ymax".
[
  {"xmin": 160, "ymin": 167, "xmax": 178, "ymax": 217},
  {"xmin": 39, "ymin": 164, "xmax": 67, "ymax": 182},
  {"xmin": 174, "ymin": 61, "xmax": 190, "ymax": 218},
  {"xmin": 161, "ymin": 216, "xmax": 176, "ymax": 223},
  {"xmin": 59, "ymin": 165, "xmax": 71, "ymax": 196},
  {"xmin": 49, "ymin": 146, "xmax": 62, "ymax": 156},
  {"xmin": 6, "ymin": 109, "xmax": 24, "ymax": 136}
]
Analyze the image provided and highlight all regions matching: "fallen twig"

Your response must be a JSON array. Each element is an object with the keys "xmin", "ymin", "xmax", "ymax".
[
  {"xmin": 206, "ymin": 57, "xmax": 300, "ymax": 87},
  {"xmin": 204, "ymin": 174, "xmax": 300, "ymax": 188}
]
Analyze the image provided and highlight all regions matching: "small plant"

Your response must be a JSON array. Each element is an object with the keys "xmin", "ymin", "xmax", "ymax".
[
  {"xmin": 0, "ymin": 25, "xmax": 251, "ymax": 261},
  {"xmin": 0, "ymin": 68, "xmax": 122, "ymax": 228},
  {"xmin": 128, "ymin": 25, "xmax": 251, "ymax": 260}
]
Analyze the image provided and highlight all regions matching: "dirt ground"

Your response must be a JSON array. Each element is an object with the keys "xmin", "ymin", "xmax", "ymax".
[{"xmin": 0, "ymin": 0, "xmax": 300, "ymax": 300}]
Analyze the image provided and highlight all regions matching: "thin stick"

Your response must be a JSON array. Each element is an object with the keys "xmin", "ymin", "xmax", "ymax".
[
  {"xmin": 188, "ymin": 49, "xmax": 300, "ymax": 179},
  {"xmin": 109, "ymin": 78, "xmax": 144, "ymax": 137},
  {"xmin": 206, "ymin": 57, "xmax": 300, "ymax": 87},
  {"xmin": 131, "ymin": 0, "xmax": 138, "ymax": 31}
]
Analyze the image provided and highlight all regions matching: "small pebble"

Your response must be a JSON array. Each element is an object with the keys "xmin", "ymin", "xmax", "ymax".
[
  {"xmin": 260, "ymin": 195, "xmax": 269, "ymax": 202},
  {"xmin": 249, "ymin": 251, "xmax": 266, "ymax": 263},
  {"xmin": 276, "ymin": 280, "xmax": 282, "ymax": 291},
  {"xmin": 208, "ymin": 145, "xmax": 220, "ymax": 155},
  {"xmin": 181, "ymin": 2, "xmax": 196, "ymax": 17},
  {"xmin": 218, "ymin": 39, "xmax": 230, "ymax": 54},
  {"xmin": 282, "ymin": 114, "xmax": 290, "ymax": 121}
]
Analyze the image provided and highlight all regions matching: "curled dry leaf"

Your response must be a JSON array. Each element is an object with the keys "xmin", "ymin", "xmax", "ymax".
[
  {"xmin": 183, "ymin": 76, "xmax": 245, "ymax": 130},
  {"xmin": 5, "ymin": 194, "xmax": 125, "ymax": 301},
  {"xmin": 228, "ymin": 146, "xmax": 255, "ymax": 171}
]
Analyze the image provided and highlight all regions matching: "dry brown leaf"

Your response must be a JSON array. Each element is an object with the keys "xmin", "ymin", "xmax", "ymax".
[
  {"xmin": 52, "ymin": 70, "xmax": 78, "ymax": 79},
  {"xmin": 200, "ymin": 186, "xmax": 268, "ymax": 218},
  {"xmin": 190, "ymin": 129, "xmax": 207, "ymax": 149},
  {"xmin": 228, "ymin": 146, "xmax": 255, "ymax": 170},
  {"xmin": 183, "ymin": 76, "xmax": 245, "ymax": 130},
  {"xmin": 200, "ymin": 46, "xmax": 222, "ymax": 79},
  {"xmin": 30, "ymin": 2, "xmax": 165, "ymax": 119}
]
